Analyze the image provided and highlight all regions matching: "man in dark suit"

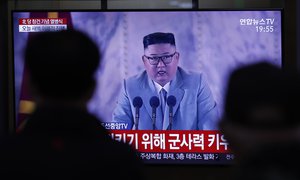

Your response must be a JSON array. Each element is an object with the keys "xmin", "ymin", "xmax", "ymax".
[{"xmin": 0, "ymin": 29, "xmax": 144, "ymax": 180}]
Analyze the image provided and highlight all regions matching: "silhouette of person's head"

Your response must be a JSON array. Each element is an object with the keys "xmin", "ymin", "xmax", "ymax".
[
  {"xmin": 25, "ymin": 29, "xmax": 100, "ymax": 106},
  {"xmin": 17, "ymin": 30, "xmax": 145, "ymax": 180},
  {"xmin": 220, "ymin": 62, "xmax": 300, "ymax": 161}
]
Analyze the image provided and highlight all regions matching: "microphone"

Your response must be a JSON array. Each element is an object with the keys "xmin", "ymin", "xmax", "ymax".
[
  {"xmin": 133, "ymin": 96, "xmax": 143, "ymax": 130},
  {"xmin": 150, "ymin": 96, "xmax": 160, "ymax": 130},
  {"xmin": 167, "ymin": 95, "xmax": 176, "ymax": 130}
]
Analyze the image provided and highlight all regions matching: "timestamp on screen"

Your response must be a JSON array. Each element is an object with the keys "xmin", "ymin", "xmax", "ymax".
[{"xmin": 256, "ymin": 25, "xmax": 274, "ymax": 33}]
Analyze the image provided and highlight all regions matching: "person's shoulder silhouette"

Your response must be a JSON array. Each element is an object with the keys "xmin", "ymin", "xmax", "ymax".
[
  {"xmin": 0, "ymin": 29, "xmax": 145, "ymax": 180},
  {"xmin": 235, "ymin": 141, "xmax": 300, "ymax": 180}
]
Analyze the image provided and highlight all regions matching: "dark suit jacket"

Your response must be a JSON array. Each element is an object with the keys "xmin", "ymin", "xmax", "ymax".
[{"xmin": 0, "ymin": 106, "xmax": 144, "ymax": 180}]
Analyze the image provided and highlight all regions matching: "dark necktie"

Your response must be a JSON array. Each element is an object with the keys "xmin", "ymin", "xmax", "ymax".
[{"xmin": 160, "ymin": 88, "xmax": 167, "ymax": 119}]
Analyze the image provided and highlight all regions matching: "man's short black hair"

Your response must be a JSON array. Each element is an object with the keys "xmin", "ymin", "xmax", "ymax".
[
  {"xmin": 25, "ymin": 29, "xmax": 101, "ymax": 100},
  {"xmin": 143, "ymin": 32, "xmax": 176, "ymax": 49}
]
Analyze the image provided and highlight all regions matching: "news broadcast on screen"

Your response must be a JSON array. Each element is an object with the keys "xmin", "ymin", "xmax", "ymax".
[{"xmin": 12, "ymin": 9, "xmax": 282, "ymax": 164}]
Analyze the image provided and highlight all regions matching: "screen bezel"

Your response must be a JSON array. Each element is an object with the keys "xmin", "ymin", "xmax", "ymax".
[{"xmin": 10, "ymin": 8, "xmax": 284, "ymax": 165}]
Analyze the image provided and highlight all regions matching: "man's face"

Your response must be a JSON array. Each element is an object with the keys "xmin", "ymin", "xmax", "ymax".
[{"xmin": 142, "ymin": 43, "xmax": 179, "ymax": 86}]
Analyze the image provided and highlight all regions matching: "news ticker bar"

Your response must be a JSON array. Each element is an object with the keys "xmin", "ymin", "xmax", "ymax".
[
  {"xmin": 109, "ymin": 130, "xmax": 230, "ymax": 153},
  {"xmin": 138, "ymin": 152, "xmax": 234, "ymax": 164},
  {"xmin": 18, "ymin": 18, "xmax": 68, "ymax": 32}
]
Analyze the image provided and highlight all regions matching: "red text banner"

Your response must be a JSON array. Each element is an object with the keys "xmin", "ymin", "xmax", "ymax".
[{"xmin": 109, "ymin": 130, "xmax": 230, "ymax": 153}]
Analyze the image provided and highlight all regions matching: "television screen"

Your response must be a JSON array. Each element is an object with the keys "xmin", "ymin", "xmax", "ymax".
[{"xmin": 12, "ymin": 9, "xmax": 282, "ymax": 164}]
